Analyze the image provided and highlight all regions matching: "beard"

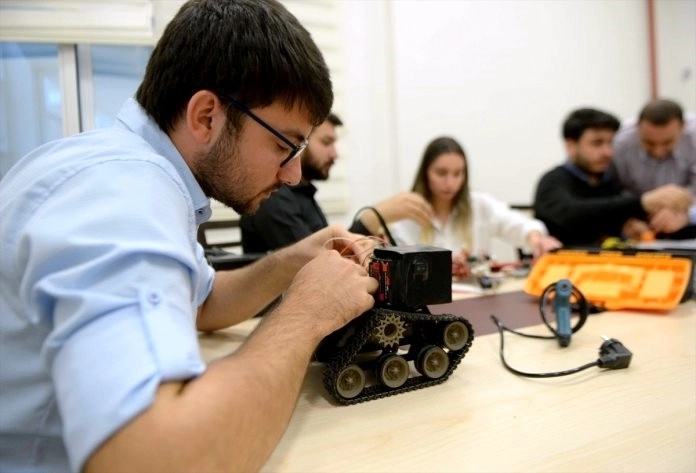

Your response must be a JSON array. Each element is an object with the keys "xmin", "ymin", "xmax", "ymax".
[
  {"xmin": 194, "ymin": 125, "xmax": 275, "ymax": 215},
  {"xmin": 572, "ymin": 152, "xmax": 608, "ymax": 177},
  {"xmin": 301, "ymin": 148, "xmax": 331, "ymax": 181}
]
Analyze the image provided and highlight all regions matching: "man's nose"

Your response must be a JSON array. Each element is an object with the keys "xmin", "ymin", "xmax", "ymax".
[
  {"xmin": 278, "ymin": 156, "xmax": 302, "ymax": 185},
  {"xmin": 603, "ymin": 142, "xmax": 614, "ymax": 158}
]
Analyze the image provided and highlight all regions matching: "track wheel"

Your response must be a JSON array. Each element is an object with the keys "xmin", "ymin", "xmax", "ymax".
[
  {"xmin": 335, "ymin": 364, "xmax": 366, "ymax": 399},
  {"xmin": 377, "ymin": 354, "xmax": 410, "ymax": 389},
  {"xmin": 416, "ymin": 345, "xmax": 449, "ymax": 379},
  {"xmin": 443, "ymin": 320, "xmax": 470, "ymax": 351}
]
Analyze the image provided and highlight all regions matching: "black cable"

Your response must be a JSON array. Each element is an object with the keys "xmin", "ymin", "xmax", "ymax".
[
  {"xmin": 490, "ymin": 315, "xmax": 600, "ymax": 378},
  {"xmin": 490, "ymin": 281, "xmax": 630, "ymax": 378},
  {"xmin": 352, "ymin": 206, "xmax": 397, "ymax": 246}
]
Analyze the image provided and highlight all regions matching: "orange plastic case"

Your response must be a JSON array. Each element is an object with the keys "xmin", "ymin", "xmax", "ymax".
[{"xmin": 524, "ymin": 250, "xmax": 694, "ymax": 312}]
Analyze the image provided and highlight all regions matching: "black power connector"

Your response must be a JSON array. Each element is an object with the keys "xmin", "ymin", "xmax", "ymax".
[
  {"xmin": 491, "ymin": 314, "xmax": 635, "ymax": 378},
  {"xmin": 491, "ymin": 282, "xmax": 635, "ymax": 379},
  {"xmin": 597, "ymin": 337, "xmax": 633, "ymax": 370}
]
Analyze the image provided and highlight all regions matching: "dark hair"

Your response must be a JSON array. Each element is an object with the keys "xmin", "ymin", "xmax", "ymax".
[
  {"xmin": 638, "ymin": 99, "xmax": 684, "ymax": 126},
  {"xmin": 136, "ymin": 0, "xmax": 333, "ymax": 133},
  {"xmin": 562, "ymin": 108, "xmax": 620, "ymax": 141},
  {"xmin": 326, "ymin": 112, "xmax": 343, "ymax": 127}
]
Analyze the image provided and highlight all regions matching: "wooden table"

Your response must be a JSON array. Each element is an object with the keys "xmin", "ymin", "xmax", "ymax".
[{"xmin": 199, "ymin": 293, "xmax": 696, "ymax": 473}]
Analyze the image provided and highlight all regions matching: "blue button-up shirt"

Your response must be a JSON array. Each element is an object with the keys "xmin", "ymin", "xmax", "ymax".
[{"xmin": 0, "ymin": 99, "xmax": 214, "ymax": 472}]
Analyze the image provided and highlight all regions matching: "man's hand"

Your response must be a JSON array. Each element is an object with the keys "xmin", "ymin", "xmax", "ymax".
[
  {"xmin": 527, "ymin": 231, "xmax": 562, "ymax": 260},
  {"xmin": 282, "ymin": 249, "xmax": 378, "ymax": 336},
  {"xmin": 642, "ymin": 184, "xmax": 693, "ymax": 214},
  {"xmin": 622, "ymin": 218, "xmax": 651, "ymax": 240},
  {"xmin": 294, "ymin": 224, "xmax": 377, "ymax": 267},
  {"xmin": 649, "ymin": 207, "xmax": 689, "ymax": 234},
  {"xmin": 283, "ymin": 225, "xmax": 379, "ymax": 335}
]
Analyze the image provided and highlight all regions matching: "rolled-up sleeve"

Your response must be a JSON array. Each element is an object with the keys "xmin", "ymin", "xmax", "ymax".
[
  {"xmin": 19, "ymin": 160, "xmax": 210, "ymax": 471},
  {"xmin": 52, "ymin": 279, "xmax": 205, "ymax": 471}
]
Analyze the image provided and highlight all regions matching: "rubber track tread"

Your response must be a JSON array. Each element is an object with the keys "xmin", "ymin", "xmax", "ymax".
[{"xmin": 322, "ymin": 307, "xmax": 474, "ymax": 405}]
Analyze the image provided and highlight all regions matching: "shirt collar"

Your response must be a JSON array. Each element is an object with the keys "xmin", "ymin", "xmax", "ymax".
[
  {"xmin": 114, "ymin": 98, "xmax": 211, "ymax": 224},
  {"xmin": 563, "ymin": 161, "xmax": 613, "ymax": 185},
  {"xmin": 291, "ymin": 180, "xmax": 318, "ymax": 197}
]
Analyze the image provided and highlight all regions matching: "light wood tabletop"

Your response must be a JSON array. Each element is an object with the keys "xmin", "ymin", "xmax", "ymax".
[{"xmin": 199, "ymin": 296, "xmax": 696, "ymax": 473}]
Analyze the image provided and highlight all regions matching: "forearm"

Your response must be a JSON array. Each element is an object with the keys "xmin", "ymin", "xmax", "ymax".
[
  {"xmin": 489, "ymin": 197, "xmax": 546, "ymax": 248},
  {"xmin": 536, "ymin": 193, "xmax": 644, "ymax": 231},
  {"xmin": 355, "ymin": 192, "xmax": 434, "ymax": 237},
  {"xmin": 197, "ymin": 247, "xmax": 306, "ymax": 331},
  {"xmin": 85, "ymin": 309, "xmax": 321, "ymax": 473},
  {"xmin": 85, "ymin": 229, "xmax": 380, "ymax": 473},
  {"xmin": 354, "ymin": 211, "xmax": 379, "ymax": 236}
]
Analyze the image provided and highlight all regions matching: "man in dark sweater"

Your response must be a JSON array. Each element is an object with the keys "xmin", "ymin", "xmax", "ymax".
[
  {"xmin": 241, "ymin": 113, "xmax": 432, "ymax": 253},
  {"xmin": 533, "ymin": 108, "xmax": 692, "ymax": 246}
]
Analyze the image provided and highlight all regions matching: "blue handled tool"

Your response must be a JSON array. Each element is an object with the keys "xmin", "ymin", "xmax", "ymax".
[{"xmin": 552, "ymin": 279, "xmax": 573, "ymax": 347}]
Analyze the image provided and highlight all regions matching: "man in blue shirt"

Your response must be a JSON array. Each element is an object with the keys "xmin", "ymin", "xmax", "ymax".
[{"xmin": 0, "ymin": 1, "xmax": 378, "ymax": 472}]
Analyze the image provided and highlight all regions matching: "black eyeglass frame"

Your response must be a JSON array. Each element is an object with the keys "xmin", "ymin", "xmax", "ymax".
[{"xmin": 226, "ymin": 98, "xmax": 308, "ymax": 167}]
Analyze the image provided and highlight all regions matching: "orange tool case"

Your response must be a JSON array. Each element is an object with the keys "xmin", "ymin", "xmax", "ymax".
[{"xmin": 524, "ymin": 249, "xmax": 695, "ymax": 312}]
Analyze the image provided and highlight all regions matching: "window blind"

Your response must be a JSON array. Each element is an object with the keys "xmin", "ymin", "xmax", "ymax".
[
  {"xmin": 0, "ymin": 0, "xmax": 349, "ymax": 217},
  {"xmin": 0, "ymin": 1, "xmax": 155, "ymax": 44}
]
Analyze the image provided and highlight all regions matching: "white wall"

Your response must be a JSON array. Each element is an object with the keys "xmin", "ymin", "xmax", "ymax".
[
  {"xmin": 4, "ymin": 0, "xmax": 691, "ymax": 237},
  {"xmin": 336, "ymin": 0, "xmax": 695, "ymax": 224},
  {"xmin": 654, "ymin": 0, "xmax": 696, "ymax": 112},
  {"xmin": 338, "ymin": 0, "xmax": 399, "ymax": 223},
  {"xmin": 390, "ymin": 0, "xmax": 650, "ymax": 204}
]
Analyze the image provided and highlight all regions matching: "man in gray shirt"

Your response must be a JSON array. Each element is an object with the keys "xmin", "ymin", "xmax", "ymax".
[{"xmin": 613, "ymin": 99, "xmax": 696, "ymax": 239}]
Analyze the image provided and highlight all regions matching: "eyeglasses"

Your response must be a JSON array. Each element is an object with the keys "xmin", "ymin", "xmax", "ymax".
[{"xmin": 227, "ymin": 98, "xmax": 308, "ymax": 167}]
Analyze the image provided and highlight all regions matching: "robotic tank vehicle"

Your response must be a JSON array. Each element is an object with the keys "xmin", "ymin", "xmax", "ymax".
[{"xmin": 315, "ymin": 245, "xmax": 475, "ymax": 404}]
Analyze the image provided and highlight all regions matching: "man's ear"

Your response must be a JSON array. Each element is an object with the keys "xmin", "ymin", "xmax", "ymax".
[
  {"xmin": 185, "ymin": 90, "xmax": 226, "ymax": 145},
  {"xmin": 564, "ymin": 139, "xmax": 577, "ymax": 158}
]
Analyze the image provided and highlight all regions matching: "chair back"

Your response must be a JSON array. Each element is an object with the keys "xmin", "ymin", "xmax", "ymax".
[{"xmin": 197, "ymin": 218, "xmax": 263, "ymax": 269}]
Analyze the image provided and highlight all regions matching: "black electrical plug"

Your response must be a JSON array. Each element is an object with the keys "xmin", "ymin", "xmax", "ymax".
[{"xmin": 597, "ymin": 336, "xmax": 632, "ymax": 369}]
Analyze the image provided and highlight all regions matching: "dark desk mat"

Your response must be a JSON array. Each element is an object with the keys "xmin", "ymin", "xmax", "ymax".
[{"xmin": 429, "ymin": 291, "xmax": 541, "ymax": 336}]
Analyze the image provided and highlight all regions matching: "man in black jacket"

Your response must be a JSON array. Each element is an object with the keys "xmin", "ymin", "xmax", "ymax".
[
  {"xmin": 533, "ymin": 108, "xmax": 691, "ymax": 246},
  {"xmin": 241, "ymin": 112, "xmax": 432, "ymax": 252}
]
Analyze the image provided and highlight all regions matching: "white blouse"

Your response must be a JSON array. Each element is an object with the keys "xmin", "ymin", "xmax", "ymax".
[{"xmin": 388, "ymin": 191, "xmax": 547, "ymax": 254}]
